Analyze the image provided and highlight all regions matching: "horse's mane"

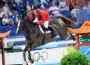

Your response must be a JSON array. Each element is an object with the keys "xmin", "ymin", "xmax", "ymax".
[
  {"xmin": 22, "ymin": 17, "xmax": 39, "ymax": 27},
  {"xmin": 21, "ymin": 17, "xmax": 41, "ymax": 35}
]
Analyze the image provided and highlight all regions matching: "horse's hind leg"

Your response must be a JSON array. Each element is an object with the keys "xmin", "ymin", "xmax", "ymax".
[
  {"xmin": 69, "ymin": 32, "xmax": 76, "ymax": 41},
  {"xmin": 67, "ymin": 30, "xmax": 76, "ymax": 40}
]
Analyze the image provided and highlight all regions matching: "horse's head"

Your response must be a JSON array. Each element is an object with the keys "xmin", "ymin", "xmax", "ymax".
[{"xmin": 16, "ymin": 18, "xmax": 25, "ymax": 35}]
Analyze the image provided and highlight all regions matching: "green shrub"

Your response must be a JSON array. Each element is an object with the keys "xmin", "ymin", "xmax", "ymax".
[{"xmin": 60, "ymin": 51, "xmax": 89, "ymax": 65}]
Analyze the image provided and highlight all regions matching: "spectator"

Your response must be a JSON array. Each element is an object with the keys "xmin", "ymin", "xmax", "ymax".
[
  {"xmin": 40, "ymin": 4, "xmax": 45, "ymax": 10},
  {"xmin": 26, "ymin": 1, "xmax": 31, "ymax": 17},
  {"xmin": 0, "ymin": 9, "xmax": 2, "ymax": 21},
  {"xmin": 2, "ymin": 3, "xmax": 11, "ymax": 14},
  {"xmin": 70, "ymin": 4, "xmax": 79, "ymax": 21},
  {"xmin": 26, "ymin": 1, "xmax": 31, "ymax": 11},
  {"xmin": 48, "ymin": 0, "xmax": 52, "ymax": 2},
  {"xmin": 0, "ymin": 8, "xmax": 7, "ymax": 18},
  {"xmin": 12, "ymin": 11, "xmax": 19, "ymax": 25},
  {"xmin": 2, "ymin": 0, "xmax": 7, "ymax": 2},
  {"xmin": 2, "ymin": 14, "xmax": 14, "ymax": 26},
  {"xmin": 14, "ymin": 0, "xmax": 21, "ymax": 5},
  {"xmin": 69, "ymin": 0, "xmax": 76, "ymax": 10},
  {"xmin": 46, "ymin": 0, "xmax": 52, "ymax": 8},
  {"xmin": 59, "ymin": 0, "xmax": 69, "ymax": 11},
  {"xmin": 49, "ymin": 1, "xmax": 59, "ymax": 15},
  {"xmin": 7, "ymin": 0, "xmax": 17, "ymax": 10},
  {"xmin": 33, "ymin": 0, "xmax": 41, "ymax": 5},
  {"xmin": 22, "ymin": 0, "xmax": 27, "ymax": 7},
  {"xmin": 53, "ymin": 0, "xmax": 59, "ymax": 6},
  {"xmin": 88, "ymin": 1, "xmax": 90, "ymax": 8},
  {"xmin": 27, "ymin": 0, "xmax": 34, "ymax": 6},
  {"xmin": 16, "ymin": 3, "xmax": 24, "ymax": 14},
  {"xmin": 7, "ymin": 10, "xmax": 13, "ymax": 19},
  {"xmin": 40, "ymin": 0, "xmax": 47, "ymax": 4},
  {"xmin": 0, "ymin": 0, "xmax": 6, "ymax": 7},
  {"xmin": 83, "ymin": 1, "xmax": 90, "ymax": 9},
  {"xmin": 42, "ymin": 0, "xmax": 52, "ymax": 8}
]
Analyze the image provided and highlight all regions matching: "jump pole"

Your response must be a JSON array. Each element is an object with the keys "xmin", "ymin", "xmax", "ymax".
[{"xmin": 0, "ymin": 30, "xmax": 11, "ymax": 65}]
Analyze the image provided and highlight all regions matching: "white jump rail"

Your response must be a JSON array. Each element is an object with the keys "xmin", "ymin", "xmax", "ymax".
[{"xmin": 0, "ymin": 36, "xmax": 76, "ymax": 65}]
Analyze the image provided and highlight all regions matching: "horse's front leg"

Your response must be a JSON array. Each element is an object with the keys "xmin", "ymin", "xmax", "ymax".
[
  {"xmin": 23, "ymin": 39, "xmax": 30, "ymax": 61},
  {"xmin": 23, "ymin": 44, "xmax": 28, "ymax": 61},
  {"xmin": 28, "ymin": 42, "xmax": 41, "ymax": 63},
  {"xmin": 28, "ymin": 46, "xmax": 34, "ymax": 63}
]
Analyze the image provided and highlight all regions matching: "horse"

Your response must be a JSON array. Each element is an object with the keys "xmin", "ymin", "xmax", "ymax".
[{"xmin": 16, "ymin": 16, "xmax": 76, "ymax": 64}]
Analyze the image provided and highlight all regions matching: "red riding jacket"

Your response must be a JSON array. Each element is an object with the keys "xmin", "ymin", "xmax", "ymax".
[{"xmin": 29, "ymin": 9, "xmax": 51, "ymax": 25}]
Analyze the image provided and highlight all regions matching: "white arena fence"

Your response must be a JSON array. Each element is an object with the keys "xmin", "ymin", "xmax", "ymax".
[
  {"xmin": 0, "ymin": 35, "xmax": 90, "ymax": 65},
  {"xmin": 0, "ymin": 35, "xmax": 76, "ymax": 65}
]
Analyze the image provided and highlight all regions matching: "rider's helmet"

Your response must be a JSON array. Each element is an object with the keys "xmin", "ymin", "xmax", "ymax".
[
  {"xmin": 31, "ymin": 5, "xmax": 39, "ymax": 16},
  {"xmin": 32, "ymin": 5, "xmax": 38, "ymax": 10}
]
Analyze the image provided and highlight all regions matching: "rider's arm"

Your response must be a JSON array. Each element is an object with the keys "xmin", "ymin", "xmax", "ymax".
[
  {"xmin": 38, "ymin": 15, "xmax": 45, "ymax": 25},
  {"xmin": 29, "ymin": 12, "xmax": 35, "ymax": 21}
]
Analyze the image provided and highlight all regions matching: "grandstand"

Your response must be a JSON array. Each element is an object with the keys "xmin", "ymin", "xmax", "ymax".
[{"xmin": 0, "ymin": 0, "xmax": 72, "ymax": 37}]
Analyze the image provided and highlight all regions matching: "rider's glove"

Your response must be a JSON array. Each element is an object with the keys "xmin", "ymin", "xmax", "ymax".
[{"xmin": 34, "ymin": 22, "xmax": 38, "ymax": 25}]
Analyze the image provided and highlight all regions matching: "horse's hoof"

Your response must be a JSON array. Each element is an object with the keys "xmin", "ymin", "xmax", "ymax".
[
  {"xmin": 24, "ymin": 59, "xmax": 26, "ymax": 61},
  {"xmin": 72, "ymin": 36, "xmax": 76, "ymax": 41},
  {"xmin": 28, "ymin": 58, "xmax": 34, "ymax": 63},
  {"xmin": 30, "ymin": 59, "xmax": 34, "ymax": 63},
  {"xmin": 28, "ymin": 61, "xmax": 34, "ymax": 65}
]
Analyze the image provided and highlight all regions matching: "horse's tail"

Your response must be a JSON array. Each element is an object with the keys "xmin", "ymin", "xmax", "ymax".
[{"xmin": 57, "ymin": 16, "xmax": 76, "ymax": 28}]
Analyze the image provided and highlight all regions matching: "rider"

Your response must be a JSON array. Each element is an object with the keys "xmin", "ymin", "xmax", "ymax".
[{"xmin": 29, "ymin": 5, "xmax": 56, "ymax": 36}]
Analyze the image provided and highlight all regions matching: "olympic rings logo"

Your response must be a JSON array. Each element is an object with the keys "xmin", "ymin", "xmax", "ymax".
[{"xmin": 32, "ymin": 51, "xmax": 48, "ymax": 63}]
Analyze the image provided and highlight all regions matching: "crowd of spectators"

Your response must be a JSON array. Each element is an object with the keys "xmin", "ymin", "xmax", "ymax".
[{"xmin": 0, "ymin": 0, "xmax": 90, "ymax": 36}]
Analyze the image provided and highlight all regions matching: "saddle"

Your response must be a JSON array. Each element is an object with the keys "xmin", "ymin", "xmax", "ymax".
[{"xmin": 41, "ymin": 25, "xmax": 57, "ymax": 36}]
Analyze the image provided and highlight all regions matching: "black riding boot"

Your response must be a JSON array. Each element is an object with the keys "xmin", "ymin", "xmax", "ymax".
[{"xmin": 48, "ymin": 25, "xmax": 57, "ymax": 37}]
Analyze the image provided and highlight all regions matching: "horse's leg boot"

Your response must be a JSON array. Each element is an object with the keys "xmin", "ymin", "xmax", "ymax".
[{"xmin": 70, "ymin": 33, "xmax": 76, "ymax": 41}]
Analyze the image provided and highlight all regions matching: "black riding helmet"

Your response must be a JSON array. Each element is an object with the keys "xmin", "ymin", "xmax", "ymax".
[{"xmin": 32, "ymin": 5, "xmax": 38, "ymax": 10}]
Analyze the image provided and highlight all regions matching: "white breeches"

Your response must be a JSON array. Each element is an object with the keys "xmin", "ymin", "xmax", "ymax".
[
  {"xmin": 33, "ymin": 17, "xmax": 49, "ymax": 29},
  {"xmin": 39, "ymin": 20, "xmax": 50, "ymax": 34},
  {"xmin": 43, "ymin": 20, "xmax": 49, "ymax": 28}
]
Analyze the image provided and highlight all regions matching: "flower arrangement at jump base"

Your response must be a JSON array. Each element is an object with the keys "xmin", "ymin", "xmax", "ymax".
[{"xmin": 60, "ymin": 51, "xmax": 89, "ymax": 65}]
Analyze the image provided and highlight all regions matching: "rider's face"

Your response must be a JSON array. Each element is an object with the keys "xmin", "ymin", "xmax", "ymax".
[{"xmin": 33, "ymin": 10, "xmax": 37, "ymax": 15}]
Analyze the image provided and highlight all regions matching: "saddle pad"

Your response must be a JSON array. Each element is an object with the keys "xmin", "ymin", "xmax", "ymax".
[{"xmin": 39, "ymin": 25, "xmax": 51, "ymax": 34}]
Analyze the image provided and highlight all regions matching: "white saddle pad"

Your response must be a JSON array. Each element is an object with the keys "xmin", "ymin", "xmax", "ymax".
[{"xmin": 39, "ymin": 25, "xmax": 51, "ymax": 34}]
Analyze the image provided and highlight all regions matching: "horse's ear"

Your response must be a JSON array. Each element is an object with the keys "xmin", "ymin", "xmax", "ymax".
[
  {"xmin": 22, "ymin": 14, "xmax": 25, "ymax": 19},
  {"xmin": 21, "ymin": 11, "xmax": 27, "ymax": 19},
  {"xmin": 21, "ymin": 15, "xmax": 27, "ymax": 20}
]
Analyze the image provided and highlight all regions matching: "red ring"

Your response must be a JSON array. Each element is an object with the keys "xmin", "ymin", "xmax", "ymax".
[{"xmin": 41, "ymin": 51, "xmax": 48, "ymax": 61}]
